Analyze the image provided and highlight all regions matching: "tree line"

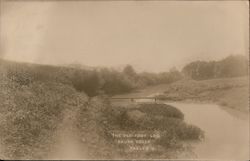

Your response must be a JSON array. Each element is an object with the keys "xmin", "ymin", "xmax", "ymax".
[
  {"xmin": 3, "ymin": 54, "xmax": 248, "ymax": 97},
  {"xmin": 70, "ymin": 65, "xmax": 183, "ymax": 96},
  {"xmin": 182, "ymin": 55, "xmax": 248, "ymax": 80}
]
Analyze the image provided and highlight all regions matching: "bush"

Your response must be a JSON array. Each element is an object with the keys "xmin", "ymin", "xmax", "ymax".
[
  {"xmin": 99, "ymin": 69, "xmax": 136, "ymax": 95},
  {"xmin": 175, "ymin": 124, "xmax": 204, "ymax": 140},
  {"xmin": 6, "ymin": 66, "xmax": 33, "ymax": 86},
  {"xmin": 134, "ymin": 103, "xmax": 184, "ymax": 120},
  {"xmin": 105, "ymin": 103, "xmax": 185, "ymax": 130},
  {"xmin": 104, "ymin": 103, "xmax": 204, "ymax": 147},
  {"xmin": 0, "ymin": 80, "xmax": 88, "ymax": 159},
  {"xmin": 70, "ymin": 70, "xmax": 101, "ymax": 97},
  {"xmin": 102, "ymin": 102, "xmax": 204, "ymax": 155}
]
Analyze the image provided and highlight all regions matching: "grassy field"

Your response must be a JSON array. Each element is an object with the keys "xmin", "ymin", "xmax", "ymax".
[{"xmin": 156, "ymin": 77, "xmax": 249, "ymax": 112}]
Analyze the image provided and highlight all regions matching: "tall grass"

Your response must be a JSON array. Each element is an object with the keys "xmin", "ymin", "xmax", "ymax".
[
  {"xmin": 0, "ymin": 69, "xmax": 89, "ymax": 159},
  {"xmin": 103, "ymin": 103, "xmax": 204, "ymax": 151}
]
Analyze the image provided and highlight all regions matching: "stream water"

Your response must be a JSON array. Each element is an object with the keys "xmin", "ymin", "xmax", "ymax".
[{"xmin": 165, "ymin": 102, "xmax": 249, "ymax": 160}]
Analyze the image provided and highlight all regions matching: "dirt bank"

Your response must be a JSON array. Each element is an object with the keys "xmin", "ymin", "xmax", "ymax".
[{"xmin": 47, "ymin": 107, "xmax": 87, "ymax": 159}]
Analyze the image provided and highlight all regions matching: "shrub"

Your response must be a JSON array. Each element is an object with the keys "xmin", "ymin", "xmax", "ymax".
[
  {"xmin": 104, "ymin": 103, "xmax": 204, "ymax": 150},
  {"xmin": 0, "ymin": 80, "xmax": 88, "ymax": 159},
  {"xmin": 135, "ymin": 103, "xmax": 184, "ymax": 120},
  {"xmin": 6, "ymin": 66, "xmax": 33, "ymax": 86},
  {"xmin": 70, "ymin": 70, "xmax": 101, "ymax": 97}
]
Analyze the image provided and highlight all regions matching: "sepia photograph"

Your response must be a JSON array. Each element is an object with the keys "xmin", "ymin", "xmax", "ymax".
[{"xmin": 0, "ymin": 0, "xmax": 249, "ymax": 160}]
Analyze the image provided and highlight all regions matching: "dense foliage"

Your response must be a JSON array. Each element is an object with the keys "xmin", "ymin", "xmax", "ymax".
[
  {"xmin": 3, "ymin": 54, "xmax": 246, "ymax": 98},
  {"xmin": 0, "ymin": 62, "xmax": 113, "ymax": 159},
  {"xmin": 133, "ymin": 103, "xmax": 184, "ymax": 120},
  {"xmin": 182, "ymin": 55, "xmax": 248, "ymax": 80},
  {"xmin": 1, "ymin": 60, "xmax": 183, "ymax": 97},
  {"xmin": 104, "ymin": 103, "xmax": 204, "ymax": 153},
  {"xmin": 0, "ymin": 76, "xmax": 89, "ymax": 159}
]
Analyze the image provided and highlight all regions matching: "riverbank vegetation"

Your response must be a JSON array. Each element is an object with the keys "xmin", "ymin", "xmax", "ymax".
[
  {"xmin": 0, "ymin": 54, "xmax": 248, "ymax": 159},
  {"xmin": 156, "ymin": 76, "xmax": 248, "ymax": 112},
  {"xmin": 182, "ymin": 55, "xmax": 248, "ymax": 80},
  {"xmin": 0, "ymin": 59, "xmax": 184, "ymax": 159},
  {"xmin": 1, "ymin": 54, "xmax": 247, "ymax": 98},
  {"xmin": 0, "ymin": 68, "xmax": 90, "ymax": 159},
  {"xmin": 103, "ymin": 103, "xmax": 204, "ymax": 158},
  {"xmin": 1, "ymin": 59, "xmax": 183, "ymax": 97}
]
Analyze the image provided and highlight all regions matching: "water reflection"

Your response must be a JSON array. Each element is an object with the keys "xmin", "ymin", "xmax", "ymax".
[{"xmin": 166, "ymin": 102, "xmax": 249, "ymax": 160}]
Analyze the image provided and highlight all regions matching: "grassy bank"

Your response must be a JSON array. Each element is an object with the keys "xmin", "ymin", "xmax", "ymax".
[
  {"xmin": 103, "ymin": 103, "xmax": 204, "ymax": 159},
  {"xmin": 0, "ymin": 60, "xmax": 110, "ymax": 159},
  {"xmin": 2, "ymin": 59, "xmax": 245, "ymax": 159},
  {"xmin": 0, "ymin": 76, "xmax": 89, "ymax": 159},
  {"xmin": 156, "ymin": 77, "xmax": 249, "ymax": 112}
]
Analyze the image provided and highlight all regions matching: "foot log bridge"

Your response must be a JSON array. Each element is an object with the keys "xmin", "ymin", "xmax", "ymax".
[{"xmin": 110, "ymin": 97, "xmax": 158, "ymax": 103}]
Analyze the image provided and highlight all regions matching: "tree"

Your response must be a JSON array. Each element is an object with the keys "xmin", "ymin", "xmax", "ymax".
[
  {"xmin": 123, "ymin": 65, "xmax": 137, "ymax": 78},
  {"xmin": 71, "ymin": 70, "xmax": 101, "ymax": 97},
  {"xmin": 182, "ymin": 55, "xmax": 248, "ymax": 80}
]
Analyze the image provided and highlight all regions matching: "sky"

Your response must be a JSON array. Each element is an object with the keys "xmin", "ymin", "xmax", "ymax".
[{"xmin": 0, "ymin": 1, "xmax": 249, "ymax": 72}]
